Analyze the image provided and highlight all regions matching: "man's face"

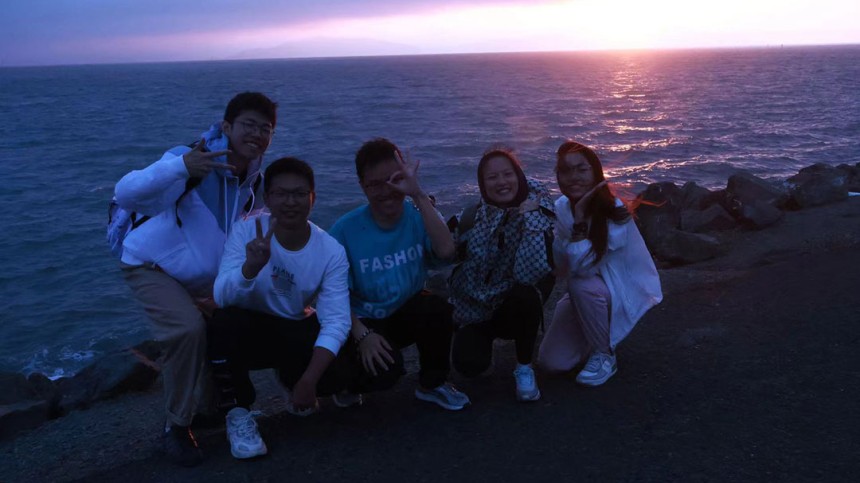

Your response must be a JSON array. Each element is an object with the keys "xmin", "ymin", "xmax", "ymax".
[
  {"xmin": 264, "ymin": 172, "xmax": 314, "ymax": 231},
  {"xmin": 360, "ymin": 158, "xmax": 405, "ymax": 224},
  {"xmin": 222, "ymin": 110, "xmax": 274, "ymax": 164}
]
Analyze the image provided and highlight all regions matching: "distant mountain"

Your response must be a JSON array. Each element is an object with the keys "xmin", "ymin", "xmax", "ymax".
[{"xmin": 231, "ymin": 37, "xmax": 422, "ymax": 60}]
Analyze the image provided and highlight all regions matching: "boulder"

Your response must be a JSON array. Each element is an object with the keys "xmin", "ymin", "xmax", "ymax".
[
  {"xmin": 726, "ymin": 171, "xmax": 789, "ymax": 211},
  {"xmin": 787, "ymin": 163, "xmax": 849, "ymax": 208},
  {"xmin": 0, "ymin": 371, "xmax": 61, "ymax": 441},
  {"xmin": 680, "ymin": 182, "xmax": 713, "ymax": 210},
  {"xmin": 635, "ymin": 182, "xmax": 682, "ymax": 247},
  {"xmin": 738, "ymin": 199, "xmax": 784, "ymax": 229},
  {"xmin": 57, "ymin": 343, "xmax": 161, "ymax": 412},
  {"xmin": 644, "ymin": 229, "xmax": 727, "ymax": 265},
  {"xmin": 836, "ymin": 163, "xmax": 860, "ymax": 192},
  {"xmin": 680, "ymin": 204, "xmax": 737, "ymax": 233}
]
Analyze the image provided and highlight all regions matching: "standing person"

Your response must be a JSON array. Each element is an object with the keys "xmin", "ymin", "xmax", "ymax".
[
  {"xmin": 210, "ymin": 157, "xmax": 358, "ymax": 460},
  {"xmin": 328, "ymin": 138, "xmax": 471, "ymax": 411},
  {"xmin": 114, "ymin": 92, "xmax": 277, "ymax": 466},
  {"xmin": 537, "ymin": 140, "xmax": 662, "ymax": 386},
  {"xmin": 448, "ymin": 148, "xmax": 555, "ymax": 402}
]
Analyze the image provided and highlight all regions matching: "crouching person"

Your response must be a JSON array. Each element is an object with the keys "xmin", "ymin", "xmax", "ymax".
[{"xmin": 209, "ymin": 157, "xmax": 353, "ymax": 459}]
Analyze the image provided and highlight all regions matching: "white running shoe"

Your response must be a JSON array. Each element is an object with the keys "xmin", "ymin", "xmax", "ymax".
[
  {"xmin": 576, "ymin": 352, "xmax": 617, "ymax": 386},
  {"xmin": 225, "ymin": 407, "xmax": 267, "ymax": 459},
  {"xmin": 513, "ymin": 364, "xmax": 541, "ymax": 402}
]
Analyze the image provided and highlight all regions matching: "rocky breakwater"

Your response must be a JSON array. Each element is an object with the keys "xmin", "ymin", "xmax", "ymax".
[
  {"xmin": 3, "ymin": 162, "xmax": 859, "ymax": 442},
  {"xmin": 0, "ymin": 341, "xmax": 163, "ymax": 440},
  {"xmin": 634, "ymin": 162, "xmax": 860, "ymax": 266}
]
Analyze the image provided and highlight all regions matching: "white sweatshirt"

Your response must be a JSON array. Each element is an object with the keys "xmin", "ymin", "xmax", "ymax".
[
  {"xmin": 554, "ymin": 196, "xmax": 663, "ymax": 348},
  {"xmin": 214, "ymin": 215, "xmax": 351, "ymax": 355}
]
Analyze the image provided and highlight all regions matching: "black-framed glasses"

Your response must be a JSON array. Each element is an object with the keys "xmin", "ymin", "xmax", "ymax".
[
  {"xmin": 268, "ymin": 189, "xmax": 311, "ymax": 201},
  {"xmin": 237, "ymin": 119, "xmax": 274, "ymax": 137}
]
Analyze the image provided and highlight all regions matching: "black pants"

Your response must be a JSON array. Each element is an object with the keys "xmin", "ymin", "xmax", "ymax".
[
  {"xmin": 452, "ymin": 278, "xmax": 553, "ymax": 377},
  {"xmin": 360, "ymin": 290, "xmax": 454, "ymax": 390},
  {"xmin": 208, "ymin": 306, "xmax": 357, "ymax": 409}
]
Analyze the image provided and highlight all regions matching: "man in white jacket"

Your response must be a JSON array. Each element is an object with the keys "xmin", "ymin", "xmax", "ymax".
[
  {"xmin": 210, "ymin": 157, "xmax": 352, "ymax": 460},
  {"xmin": 114, "ymin": 92, "xmax": 277, "ymax": 466}
]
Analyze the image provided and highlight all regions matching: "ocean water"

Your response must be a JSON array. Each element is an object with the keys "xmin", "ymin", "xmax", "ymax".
[{"xmin": 1, "ymin": 46, "xmax": 858, "ymax": 377}]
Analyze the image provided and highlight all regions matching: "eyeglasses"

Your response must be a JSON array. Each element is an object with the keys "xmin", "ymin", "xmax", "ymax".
[
  {"xmin": 236, "ymin": 119, "xmax": 274, "ymax": 137},
  {"xmin": 268, "ymin": 190, "xmax": 311, "ymax": 201}
]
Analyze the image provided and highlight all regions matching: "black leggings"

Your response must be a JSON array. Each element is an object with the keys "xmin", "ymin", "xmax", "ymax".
[{"xmin": 452, "ymin": 279, "xmax": 552, "ymax": 377}]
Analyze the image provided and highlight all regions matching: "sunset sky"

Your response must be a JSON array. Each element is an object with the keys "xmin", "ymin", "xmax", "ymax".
[{"xmin": 2, "ymin": 0, "xmax": 858, "ymax": 66}]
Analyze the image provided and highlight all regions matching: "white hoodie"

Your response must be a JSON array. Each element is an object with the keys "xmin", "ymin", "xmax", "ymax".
[{"xmin": 115, "ymin": 141, "xmax": 263, "ymax": 296}]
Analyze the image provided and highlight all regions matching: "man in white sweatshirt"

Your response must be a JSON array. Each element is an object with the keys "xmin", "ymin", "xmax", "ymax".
[
  {"xmin": 114, "ymin": 92, "xmax": 277, "ymax": 466},
  {"xmin": 210, "ymin": 157, "xmax": 353, "ymax": 460}
]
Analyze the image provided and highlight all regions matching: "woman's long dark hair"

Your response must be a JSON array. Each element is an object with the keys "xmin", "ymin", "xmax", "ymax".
[{"xmin": 556, "ymin": 140, "xmax": 630, "ymax": 264}]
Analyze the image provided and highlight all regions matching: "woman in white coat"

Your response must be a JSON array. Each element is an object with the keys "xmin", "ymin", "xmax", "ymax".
[{"xmin": 538, "ymin": 140, "xmax": 662, "ymax": 386}]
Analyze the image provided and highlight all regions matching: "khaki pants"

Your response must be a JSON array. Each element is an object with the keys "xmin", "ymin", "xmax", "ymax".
[{"xmin": 122, "ymin": 264, "xmax": 211, "ymax": 427}]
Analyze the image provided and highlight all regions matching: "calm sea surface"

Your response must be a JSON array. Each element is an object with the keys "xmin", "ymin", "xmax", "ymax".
[{"xmin": 1, "ymin": 46, "xmax": 858, "ymax": 377}]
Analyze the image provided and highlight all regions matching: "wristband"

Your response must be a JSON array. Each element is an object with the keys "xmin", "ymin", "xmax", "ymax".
[{"xmin": 355, "ymin": 328, "xmax": 374, "ymax": 344}]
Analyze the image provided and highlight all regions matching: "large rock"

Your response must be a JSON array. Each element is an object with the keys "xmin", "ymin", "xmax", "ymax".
[
  {"xmin": 0, "ymin": 371, "xmax": 61, "ymax": 440},
  {"xmin": 679, "ymin": 182, "xmax": 713, "ymax": 210},
  {"xmin": 57, "ymin": 342, "xmax": 161, "ymax": 412},
  {"xmin": 645, "ymin": 229, "xmax": 727, "ymax": 265},
  {"xmin": 836, "ymin": 163, "xmax": 860, "ymax": 192},
  {"xmin": 726, "ymin": 171, "xmax": 789, "ymax": 212},
  {"xmin": 738, "ymin": 199, "xmax": 784, "ymax": 229},
  {"xmin": 787, "ymin": 163, "xmax": 850, "ymax": 208},
  {"xmin": 635, "ymin": 182, "xmax": 682, "ymax": 248},
  {"xmin": 680, "ymin": 204, "xmax": 737, "ymax": 233}
]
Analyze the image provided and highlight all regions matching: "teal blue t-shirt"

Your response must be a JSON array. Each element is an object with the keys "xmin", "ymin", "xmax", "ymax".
[{"xmin": 329, "ymin": 202, "xmax": 435, "ymax": 319}]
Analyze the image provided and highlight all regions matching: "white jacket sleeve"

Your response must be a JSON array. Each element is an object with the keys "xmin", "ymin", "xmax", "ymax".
[
  {"xmin": 114, "ymin": 148, "xmax": 192, "ymax": 216},
  {"xmin": 313, "ymin": 245, "xmax": 351, "ymax": 355},
  {"xmin": 213, "ymin": 218, "xmax": 256, "ymax": 307}
]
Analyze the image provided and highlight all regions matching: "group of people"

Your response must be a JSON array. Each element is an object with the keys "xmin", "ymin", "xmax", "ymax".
[{"xmin": 113, "ymin": 92, "xmax": 662, "ymax": 466}]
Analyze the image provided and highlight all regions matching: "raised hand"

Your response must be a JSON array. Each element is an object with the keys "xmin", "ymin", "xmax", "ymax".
[
  {"xmin": 241, "ymin": 216, "xmax": 276, "ymax": 279},
  {"xmin": 386, "ymin": 150, "xmax": 424, "ymax": 198},
  {"xmin": 573, "ymin": 180, "xmax": 608, "ymax": 221},
  {"xmin": 182, "ymin": 139, "xmax": 234, "ymax": 178}
]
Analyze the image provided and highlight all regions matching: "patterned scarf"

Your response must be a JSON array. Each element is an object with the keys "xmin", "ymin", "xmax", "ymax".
[{"xmin": 449, "ymin": 178, "xmax": 555, "ymax": 325}]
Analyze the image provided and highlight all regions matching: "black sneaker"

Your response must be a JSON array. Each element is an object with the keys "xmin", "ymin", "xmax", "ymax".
[{"xmin": 163, "ymin": 424, "xmax": 204, "ymax": 467}]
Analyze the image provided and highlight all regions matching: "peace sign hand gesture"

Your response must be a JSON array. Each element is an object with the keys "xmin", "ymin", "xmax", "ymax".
[
  {"xmin": 242, "ymin": 217, "xmax": 276, "ymax": 279},
  {"xmin": 183, "ymin": 139, "xmax": 234, "ymax": 178}
]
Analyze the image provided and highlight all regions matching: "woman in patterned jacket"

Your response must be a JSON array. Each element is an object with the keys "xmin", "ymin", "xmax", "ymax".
[{"xmin": 448, "ymin": 147, "xmax": 555, "ymax": 402}]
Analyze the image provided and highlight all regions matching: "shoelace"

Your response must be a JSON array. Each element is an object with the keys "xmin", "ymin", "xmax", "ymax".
[
  {"xmin": 236, "ymin": 411, "xmax": 263, "ymax": 439},
  {"xmin": 584, "ymin": 354, "xmax": 603, "ymax": 372},
  {"xmin": 516, "ymin": 368, "xmax": 534, "ymax": 386}
]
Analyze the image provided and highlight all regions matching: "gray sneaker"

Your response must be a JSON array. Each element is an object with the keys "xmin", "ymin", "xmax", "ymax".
[
  {"xmin": 513, "ymin": 365, "xmax": 541, "ymax": 402},
  {"xmin": 576, "ymin": 352, "xmax": 617, "ymax": 386},
  {"xmin": 414, "ymin": 383, "xmax": 471, "ymax": 411}
]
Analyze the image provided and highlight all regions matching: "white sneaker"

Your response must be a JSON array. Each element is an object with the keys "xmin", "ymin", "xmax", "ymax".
[
  {"xmin": 332, "ymin": 390, "xmax": 363, "ymax": 408},
  {"xmin": 576, "ymin": 352, "xmax": 617, "ymax": 386},
  {"xmin": 513, "ymin": 365, "xmax": 541, "ymax": 402},
  {"xmin": 279, "ymin": 387, "xmax": 319, "ymax": 417},
  {"xmin": 225, "ymin": 407, "xmax": 267, "ymax": 459}
]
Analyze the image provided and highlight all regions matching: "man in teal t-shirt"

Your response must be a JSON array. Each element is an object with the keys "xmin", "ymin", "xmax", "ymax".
[{"xmin": 329, "ymin": 138, "xmax": 471, "ymax": 411}]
